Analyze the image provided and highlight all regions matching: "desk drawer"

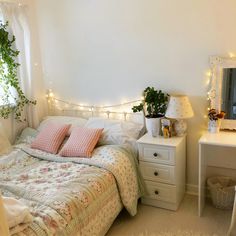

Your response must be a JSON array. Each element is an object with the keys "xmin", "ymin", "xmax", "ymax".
[
  {"xmin": 139, "ymin": 144, "xmax": 175, "ymax": 165},
  {"xmin": 144, "ymin": 181, "xmax": 176, "ymax": 203},
  {"xmin": 140, "ymin": 161, "xmax": 175, "ymax": 184}
]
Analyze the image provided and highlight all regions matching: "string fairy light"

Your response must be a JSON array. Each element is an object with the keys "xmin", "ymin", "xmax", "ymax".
[
  {"xmin": 205, "ymin": 65, "xmax": 217, "ymax": 119},
  {"xmin": 51, "ymin": 97, "xmax": 142, "ymax": 110},
  {"xmin": 206, "ymin": 54, "xmax": 236, "ymax": 117},
  {"xmin": 229, "ymin": 52, "xmax": 235, "ymax": 58},
  {"xmin": 46, "ymin": 89, "xmax": 143, "ymax": 120}
]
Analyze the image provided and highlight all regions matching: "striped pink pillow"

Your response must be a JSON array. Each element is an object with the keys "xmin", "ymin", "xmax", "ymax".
[
  {"xmin": 31, "ymin": 123, "xmax": 71, "ymax": 154},
  {"xmin": 59, "ymin": 127, "xmax": 103, "ymax": 158}
]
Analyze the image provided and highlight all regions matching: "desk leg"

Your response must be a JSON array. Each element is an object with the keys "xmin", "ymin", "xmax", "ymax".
[{"xmin": 198, "ymin": 143, "xmax": 206, "ymax": 217}]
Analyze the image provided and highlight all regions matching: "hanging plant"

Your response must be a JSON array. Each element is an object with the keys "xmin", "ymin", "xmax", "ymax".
[{"xmin": 0, "ymin": 22, "xmax": 36, "ymax": 121}]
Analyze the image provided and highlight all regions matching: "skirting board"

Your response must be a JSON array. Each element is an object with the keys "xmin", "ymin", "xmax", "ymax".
[
  {"xmin": 186, "ymin": 184, "xmax": 212, "ymax": 198},
  {"xmin": 186, "ymin": 184, "xmax": 198, "ymax": 196}
]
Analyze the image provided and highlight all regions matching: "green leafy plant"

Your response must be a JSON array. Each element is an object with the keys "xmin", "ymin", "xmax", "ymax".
[
  {"xmin": 132, "ymin": 87, "xmax": 169, "ymax": 118},
  {"xmin": 0, "ymin": 22, "xmax": 36, "ymax": 121}
]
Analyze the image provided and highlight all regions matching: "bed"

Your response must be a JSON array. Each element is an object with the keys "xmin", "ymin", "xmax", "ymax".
[{"xmin": 0, "ymin": 116, "xmax": 145, "ymax": 236}]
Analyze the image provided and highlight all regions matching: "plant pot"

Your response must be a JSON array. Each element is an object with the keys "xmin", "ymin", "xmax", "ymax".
[
  {"xmin": 145, "ymin": 117, "xmax": 162, "ymax": 137},
  {"xmin": 208, "ymin": 120, "xmax": 221, "ymax": 133}
]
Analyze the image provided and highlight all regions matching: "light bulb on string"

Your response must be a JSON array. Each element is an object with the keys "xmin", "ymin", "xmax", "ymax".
[
  {"xmin": 45, "ymin": 90, "xmax": 143, "ymax": 114},
  {"xmin": 206, "ymin": 71, "xmax": 212, "ymax": 77},
  {"xmin": 49, "ymin": 92, "xmax": 54, "ymax": 98},
  {"xmin": 17, "ymin": 0, "xmax": 23, "ymax": 7}
]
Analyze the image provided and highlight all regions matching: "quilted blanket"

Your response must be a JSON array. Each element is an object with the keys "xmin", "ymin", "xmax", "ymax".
[{"xmin": 0, "ymin": 144, "xmax": 145, "ymax": 236}]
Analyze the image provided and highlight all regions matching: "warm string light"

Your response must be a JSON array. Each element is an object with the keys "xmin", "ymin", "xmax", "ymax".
[
  {"xmin": 17, "ymin": 0, "xmax": 27, "ymax": 7},
  {"xmin": 46, "ymin": 89, "xmax": 54, "ymax": 99},
  {"xmin": 205, "ymin": 68, "xmax": 216, "ymax": 118},
  {"xmin": 0, "ymin": 0, "xmax": 25, "ymax": 7},
  {"xmin": 205, "ymin": 54, "xmax": 236, "ymax": 120},
  {"xmin": 46, "ymin": 89, "xmax": 142, "ymax": 120},
  {"xmin": 52, "ymin": 97, "xmax": 142, "ymax": 109}
]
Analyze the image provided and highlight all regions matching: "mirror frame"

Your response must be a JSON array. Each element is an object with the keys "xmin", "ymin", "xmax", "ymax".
[{"xmin": 209, "ymin": 55, "xmax": 236, "ymax": 130}]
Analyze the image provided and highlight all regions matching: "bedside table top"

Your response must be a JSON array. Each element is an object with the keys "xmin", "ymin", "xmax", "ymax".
[{"xmin": 137, "ymin": 133, "xmax": 185, "ymax": 147}]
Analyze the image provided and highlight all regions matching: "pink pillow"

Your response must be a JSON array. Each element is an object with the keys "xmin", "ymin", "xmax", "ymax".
[
  {"xmin": 59, "ymin": 127, "xmax": 103, "ymax": 158},
  {"xmin": 31, "ymin": 123, "xmax": 71, "ymax": 154}
]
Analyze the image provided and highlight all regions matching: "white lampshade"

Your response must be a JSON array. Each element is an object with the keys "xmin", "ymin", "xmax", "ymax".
[{"xmin": 165, "ymin": 95, "xmax": 194, "ymax": 119}]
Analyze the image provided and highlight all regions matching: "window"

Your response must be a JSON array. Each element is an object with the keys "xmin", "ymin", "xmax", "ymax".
[
  {"xmin": 0, "ymin": 13, "xmax": 17, "ymax": 107},
  {"xmin": 0, "ymin": 5, "xmax": 36, "ymax": 121},
  {"xmin": 0, "ymin": 62, "xmax": 17, "ymax": 106}
]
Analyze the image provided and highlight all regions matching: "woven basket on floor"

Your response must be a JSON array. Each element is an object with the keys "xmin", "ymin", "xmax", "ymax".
[{"xmin": 207, "ymin": 176, "xmax": 236, "ymax": 210}]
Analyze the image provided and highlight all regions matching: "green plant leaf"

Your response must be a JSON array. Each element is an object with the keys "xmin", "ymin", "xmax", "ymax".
[
  {"xmin": 131, "ymin": 86, "xmax": 169, "ymax": 117},
  {"xmin": 0, "ymin": 21, "xmax": 36, "ymax": 121}
]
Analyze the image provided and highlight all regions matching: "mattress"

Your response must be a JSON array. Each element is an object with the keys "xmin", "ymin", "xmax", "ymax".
[{"xmin": 0, "ymin": 144, "xmax": 144, "ymax": 236}]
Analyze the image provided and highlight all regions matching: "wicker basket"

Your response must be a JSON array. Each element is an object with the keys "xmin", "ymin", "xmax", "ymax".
[{"xmin": 207, "ymin": 176, "xmax": 236, "ymax": 210}]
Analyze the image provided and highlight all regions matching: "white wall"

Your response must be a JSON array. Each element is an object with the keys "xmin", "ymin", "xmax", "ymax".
[{"xmin": 34, "ymin": 0, "xmax": 236, "ymax": 189}]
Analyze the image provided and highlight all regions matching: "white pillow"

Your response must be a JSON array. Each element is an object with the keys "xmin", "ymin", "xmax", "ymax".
[
  {"xmin": 15, "ymin": 127, "xmax": 39, "ymax": 145},
  {"xmin": 0, "ymin": 123, "xmax": 12, "ymax": 155},
  {"xmin": 85, "ymin": 117, "xmax": 144, "ymax": 146},
  {"xmin": 37, "ymin": 116, "xmax": 88, "ymax": 136}
]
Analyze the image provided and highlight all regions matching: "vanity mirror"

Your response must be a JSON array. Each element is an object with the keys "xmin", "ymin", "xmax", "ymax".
[{"xmin": 209, "ymin": 56, "xmax": 236, "ymax": 130}]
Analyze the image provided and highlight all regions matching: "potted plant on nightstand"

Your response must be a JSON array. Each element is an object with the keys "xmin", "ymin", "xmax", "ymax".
[{"xmin": 132, "ymin": 87, "xmax": 169, "ymax": 136}]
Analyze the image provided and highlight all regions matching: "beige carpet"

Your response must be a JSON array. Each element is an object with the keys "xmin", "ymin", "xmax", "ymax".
[{"xmin": 106, "ymin": 195, "xmax": 231, "ymax": 236}]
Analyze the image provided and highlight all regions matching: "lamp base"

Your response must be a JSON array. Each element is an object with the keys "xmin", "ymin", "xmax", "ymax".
[{"xmin": 174, "ymin": 119, "xmax": 187, "ymax": 137}]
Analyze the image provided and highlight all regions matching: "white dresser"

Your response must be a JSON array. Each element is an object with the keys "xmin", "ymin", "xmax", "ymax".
[{"xmin": 137, "ymin": 134, "xmax": 186, "ymax": 211}]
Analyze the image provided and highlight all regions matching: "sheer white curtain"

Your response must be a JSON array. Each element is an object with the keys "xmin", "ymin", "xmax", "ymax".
[
  {"xmin": 0, "ymin": 2, "xmax": 44, "ymax": 128},
  {"xmin": 0, "ymin": 192, "xmax": 10, "ymax": 236}
]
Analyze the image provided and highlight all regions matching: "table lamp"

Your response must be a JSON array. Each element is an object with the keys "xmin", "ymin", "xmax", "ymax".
[{"xmin": 165, "ymin": 95, "xmax": 194, "ymax": 136}]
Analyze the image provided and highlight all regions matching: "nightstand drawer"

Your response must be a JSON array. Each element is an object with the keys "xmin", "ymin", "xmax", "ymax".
[
  {"xmin": 144, "ymin": 181, "xmax": 176, "ymax": 203},
  {"xmin": 140, "ymin": 162, "xmax": 175, "ymax": 184},
  {"xmin": 139, "ymin": 144, "xmax": 175, "ymax": 165}
]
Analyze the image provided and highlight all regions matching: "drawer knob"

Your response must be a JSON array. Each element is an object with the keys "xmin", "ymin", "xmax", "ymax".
[
  {"xmin": 155, "ymin": 190, "xmax": 159, "ymax": 195},
  {"xmin": 153, "ymin": 153, "xmax": 158, "ymax": 157},
  {"xmin": 154, "ymin": 171, "xmax": 159, "ymax": 176}
]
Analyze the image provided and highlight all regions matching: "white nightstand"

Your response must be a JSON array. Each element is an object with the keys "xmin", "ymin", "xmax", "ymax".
[{"xmin": 137, "ymin": 133, "xmax": 186, "ymax": 211}]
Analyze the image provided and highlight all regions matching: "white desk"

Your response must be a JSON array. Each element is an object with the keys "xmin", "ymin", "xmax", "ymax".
[{"xmin": 198, "ymin": 131, "xmax": 236, "ymax": 216}]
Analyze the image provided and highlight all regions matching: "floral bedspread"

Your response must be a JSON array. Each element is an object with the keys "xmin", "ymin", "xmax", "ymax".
[{"xmin": 0, "ymin": 144, "xmax": 144, "ymax": 236}]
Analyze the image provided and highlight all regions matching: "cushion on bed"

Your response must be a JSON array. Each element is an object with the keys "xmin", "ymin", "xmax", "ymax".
[
  {"xmin": 85, "ymin": 117, "xmax": 144, "ymax": 146},
  {"xmin": 15, "ymin": 127, "xmax": 39, "ymax": 145},
  {"xmin": 37, "ymin": 116, "xmax": 87, "ymax": 136},
  {"xmin": 59, "ymin": 127, "xmax": 103, "ymax": 157},
  {"xmin": 31, "ymin": 123, "xmax": 71, "ymax": 154}
]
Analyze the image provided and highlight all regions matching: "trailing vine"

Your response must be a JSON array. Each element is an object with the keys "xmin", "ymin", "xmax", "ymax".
[{"xmin": 0, "ymin": 22, "xmax": 36, "ymax": 121}]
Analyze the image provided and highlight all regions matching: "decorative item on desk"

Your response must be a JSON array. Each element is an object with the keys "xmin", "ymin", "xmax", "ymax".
[
  {"xmin": 208, "ymin": 109, "xmax": 226, "ymax": 133},
  {"xmin": 160, "ymin": 118, "xmax": 175, "ymax": 138},
  {"xmin": 132, "ymin": 87, "xmax": 169, "ymax": 137},
  {"xmin": 165, "ymin": 95, "xmax": 194, "ymax": 137}
]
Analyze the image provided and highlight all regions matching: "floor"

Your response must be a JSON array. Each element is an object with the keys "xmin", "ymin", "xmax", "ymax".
[{"xmin": 106, "ymin": 195, "xmax": 232, "ymax": 236}]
